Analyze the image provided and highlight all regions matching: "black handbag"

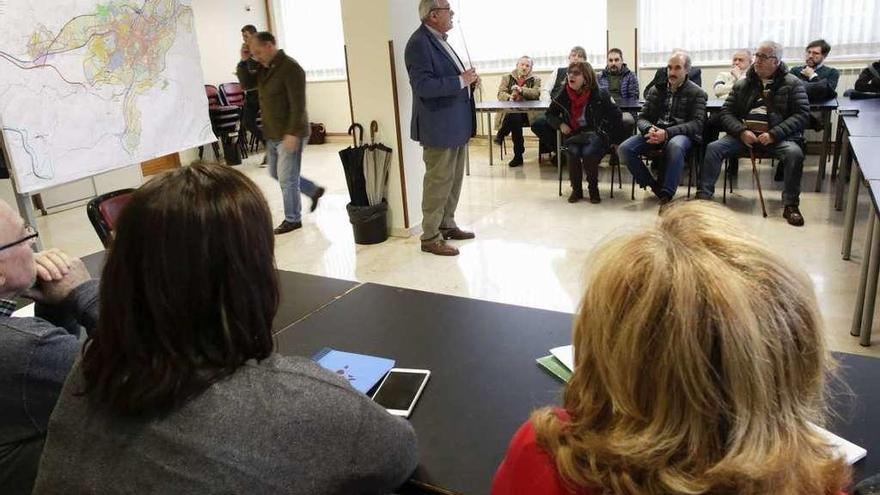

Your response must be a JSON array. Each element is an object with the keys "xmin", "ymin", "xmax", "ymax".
[{"xmin": 308, "ymin": 123, "xmax": 326, "ymax": 145}]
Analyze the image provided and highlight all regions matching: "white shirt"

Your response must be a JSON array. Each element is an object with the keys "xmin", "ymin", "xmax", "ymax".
[{"xmin": 424, "ymin": 24, "xmax": 469, "ymax": 93}]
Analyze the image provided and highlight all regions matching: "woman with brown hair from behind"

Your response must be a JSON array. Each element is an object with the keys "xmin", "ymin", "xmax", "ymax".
[{"xmin": 492, "ymin": 200, "xmax": 850, "ymax": 495}]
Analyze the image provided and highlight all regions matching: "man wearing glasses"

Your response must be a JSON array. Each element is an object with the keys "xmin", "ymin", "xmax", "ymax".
[
  {"xmin": 0, "ymin": 201, "xmax": 97, "ymax": 493},
  {"xmin": 697, "ymin": 41, "xmax": 810, "ymax": 227},
  {"xmin": 790, "ymin": 39, "xmax": 839, "ymax": 101},
  {"xmin": 406, "ymin": 0, "xmax": 479, "ymax": 256}
]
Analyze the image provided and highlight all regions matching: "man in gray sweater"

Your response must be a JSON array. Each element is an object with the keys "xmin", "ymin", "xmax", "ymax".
[{"xmin": 0, "ymin": 199, "xmax": 98, "ymax": 494}]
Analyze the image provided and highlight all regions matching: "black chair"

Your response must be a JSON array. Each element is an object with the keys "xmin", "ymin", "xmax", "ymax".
[
  {"xmin": 199, "ymin": 86, "xmax": 242, "ymax": 165},
  {"xmin": 557, "ymin": 144, "xmax": 622, "ymax": 198},
  {"xmin": 629, "ymin": 145, "xmax": 701, "ymax": 200},
  {"xmin": 219, "ymin": 82, "xmax": 250, "ymax": 159},
  {"xmin": 86, "ymin": 189, "xmax": 135, "ymax": 247}
]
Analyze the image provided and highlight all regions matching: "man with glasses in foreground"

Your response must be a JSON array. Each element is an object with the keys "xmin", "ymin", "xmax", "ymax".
[
  {"xmin": 0, "ymin": 200, "xmax": 97, "ymax": 493},
  {"xmin": 697, "ymin": 41, "xmax": 810, "ymax": 227}
]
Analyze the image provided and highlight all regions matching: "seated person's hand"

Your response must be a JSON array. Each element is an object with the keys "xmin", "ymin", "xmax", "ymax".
[
  {"xmin": 757, "ymin": 132, "xmax": 775, "ymax": 146},
  {"xmin": 34, "ymin": 248, "xmax": 72, "ymax": 282},
  {"xmin": 647, "ymin": 128, "xmax": 667, "ymax": 144},
  {"xmin": 560, "ymin": 123, "xmax": 572, "ymax": 135},
  {"xmin": 25, "ymin": 257, "xmax": 91, "ymax": 305},
  {"xmin": 740, "ymin": 130, "xmax": 758, "ymax": 147},
  {"xmin": 801, "ymin": 66, "xmax": 815, "ymax": 79}
]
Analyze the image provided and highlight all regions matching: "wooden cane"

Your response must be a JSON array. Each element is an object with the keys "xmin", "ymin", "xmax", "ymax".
[{"xmin": 750, "ymin": 149, "xmax": 768, "ymax": 218}]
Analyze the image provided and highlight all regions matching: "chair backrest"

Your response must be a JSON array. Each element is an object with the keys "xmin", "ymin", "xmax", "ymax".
[
  {"xmin": 219, "ymin": 82, "xmax": 245, "ymax": 107},
  {"xmin": 86, "ymin": 188, "xmax": 135, "ymax": 247},
  {"xmin": 205, "ymin": 85, "xmax": 223, "ymax": 109}
]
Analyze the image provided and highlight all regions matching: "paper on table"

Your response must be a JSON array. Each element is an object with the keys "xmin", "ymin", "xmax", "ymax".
[
  {"xmin": 12, "ymin": 304, "xmax": 34, "ymax": 318},
  {"xmin": 810, "ymin": 422, "xmax": 867, "ymax": 465},
  {"xmin": 536, "ymin": 355, "xmax": 572, "ymax": 383},
  {"xmin": 550, "ymin": 345, "xmax": 574, "ymax": 371}
]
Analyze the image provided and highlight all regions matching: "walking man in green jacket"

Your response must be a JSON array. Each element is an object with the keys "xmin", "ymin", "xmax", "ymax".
[{"xmin": 238, "ymin": 32, "xmax": 324, "ymax": 234}]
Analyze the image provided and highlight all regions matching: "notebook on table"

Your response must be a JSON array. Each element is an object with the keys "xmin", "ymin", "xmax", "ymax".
[{"xmin": 312, "ymin": 347, "xmax": 395, "ymax": 394}]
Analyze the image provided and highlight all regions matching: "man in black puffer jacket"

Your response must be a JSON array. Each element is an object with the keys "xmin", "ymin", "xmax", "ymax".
[
  {"xmin": 618, "ymin": 52, "xmax": 706, "ymax": 204},
  {"xmin": 697, "ymin": 40, "xmax": 810, "ymax": 227}
]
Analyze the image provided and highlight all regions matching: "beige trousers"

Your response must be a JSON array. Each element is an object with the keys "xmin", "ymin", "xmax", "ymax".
[{"xmin": 420, "ymin": 145, "xmax": 467, "ymax": 241}]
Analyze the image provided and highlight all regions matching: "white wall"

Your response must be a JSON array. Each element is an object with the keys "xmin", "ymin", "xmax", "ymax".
[{"xmin": 191, "ymin": 0, "xmax": 268, "ymax": 88}]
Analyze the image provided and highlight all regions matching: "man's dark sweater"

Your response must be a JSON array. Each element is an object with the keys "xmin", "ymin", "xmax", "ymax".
[{"xmin": 0, "ymin": 281, "xmax": 99, "ymax": 494}]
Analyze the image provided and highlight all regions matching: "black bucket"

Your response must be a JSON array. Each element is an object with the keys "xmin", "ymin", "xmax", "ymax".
[
  {"xmin": 346, "ymin": 200, "xmax": 388, "ymax": 245},
  {"xmin": 223, "ymin": 139, "xmax": 242, "ymax": 166}
]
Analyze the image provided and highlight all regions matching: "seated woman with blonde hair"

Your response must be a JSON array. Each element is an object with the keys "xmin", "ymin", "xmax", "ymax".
[{"xmin": 492, "ymin": 200, "xmax": 850, "ymax": 495}]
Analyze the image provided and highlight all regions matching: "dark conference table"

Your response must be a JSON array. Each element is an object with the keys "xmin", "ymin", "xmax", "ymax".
[
  {"xmin": 274, "ymin": 281, "xmax": 880, "ymax": 494},
  {"xmin": 80, "ymin": 252, "xmax": 878, "ymax": 494}
]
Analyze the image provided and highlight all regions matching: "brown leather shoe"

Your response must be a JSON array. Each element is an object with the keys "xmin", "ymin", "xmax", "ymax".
[
  {"xmin": 421, "ymin": 239, "xmax": 459, "ymax": 256},
  {"xmin": 440, "ymin": 228, "xmax": 475, "ymax": 240}
]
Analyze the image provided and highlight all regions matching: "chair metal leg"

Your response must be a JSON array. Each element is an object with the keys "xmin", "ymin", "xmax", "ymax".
[
  {"xmin": 609, "ymin": 156, "xmax": 615, "ymax": 199},
  {"xmin": 722, "ymin": 159, "xmax": 728, "ymax": 204}
]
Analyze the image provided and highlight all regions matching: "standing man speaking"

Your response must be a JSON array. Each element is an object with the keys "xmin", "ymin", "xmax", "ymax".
[{"xmin": 405, "ymin": 0, "xmax": 478, "ymax": 257}]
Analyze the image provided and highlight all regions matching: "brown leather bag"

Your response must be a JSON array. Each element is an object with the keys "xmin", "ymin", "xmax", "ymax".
[{"xmin": 308, "ymin": 123, "xmax": 326, "ymax": 144}]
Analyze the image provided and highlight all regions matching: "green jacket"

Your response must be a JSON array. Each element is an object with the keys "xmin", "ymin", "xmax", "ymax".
[{"xmin": 236, "ymin": 49, "xmax": 309, "ymax": 140}]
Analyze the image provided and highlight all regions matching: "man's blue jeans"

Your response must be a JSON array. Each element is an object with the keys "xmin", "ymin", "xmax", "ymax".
[
  {"xmin": 266, "ymin": 138, "xmax": 318, "ymax": 223},
  {"xmin": 698, "ymin": 135, "xmax": 804, "ymax": 206},
  {"xmin": 618, "ymin": 134, "xmax": 692, "ymax": 197}
]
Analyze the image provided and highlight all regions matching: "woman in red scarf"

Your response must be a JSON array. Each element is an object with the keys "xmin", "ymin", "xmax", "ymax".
[{"xmin": 545, "ymin": 61, "xmax": 622, "ymax": 203}]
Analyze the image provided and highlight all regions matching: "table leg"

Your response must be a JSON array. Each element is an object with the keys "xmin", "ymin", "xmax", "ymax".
[
  {"xmin": 814, "ymin": 108, "xmax": 832, "ymax": 192},
  {"xmin": 831, "ymin": 113, "xmax": 844, "ymax": 181},
  {"xmin": 834, "ymin": 129, "xmax": 850, "ymax": 211},
  {"xmin": 488, "ymin": 111, "xmax": 493, "ymax": 167},
  {"xmin": 842, "ymin": 152, "xmax": 860, "ymax": 260},
  {"xmin": 557, "ymin": 130, "xmax": 562, "ymax": 197},
  {"xmin": 859, "ymin": 215, "xmax": 880, "ymax": 346},
  {"xmin": 852, "ymin": 214, "xmax": 875, "ymax": 337}
]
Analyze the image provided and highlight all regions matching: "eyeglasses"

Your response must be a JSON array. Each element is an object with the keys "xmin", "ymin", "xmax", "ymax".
[
  {"xmin": 754, "ymin": 53, "xmax": 778, "ymax": 61},
  {"xmin": 0, "ymin": 225, "xmax": 38, "ymax": 252},
  {"xmin": 567, "ymin": 71, "xmax": 583, "ymax": 76},
  {"xmin": 430, "ymin": 7, "xmax": 451, "ymax": 12}
]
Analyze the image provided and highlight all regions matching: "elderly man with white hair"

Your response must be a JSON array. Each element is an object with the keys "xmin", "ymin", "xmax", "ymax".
[
  {"xmin": 494, "ymin": 55, "xmax": 542, "ymax": 167},
  {"xmin": 697, "ymin": 41, "xmax": 810, "ymax": 227},
  {"xmin": 714, "ymin": 49, "xmax": 752, "ymax": 98},
  {"xmin": 0, "ymin": 200, "xmax": 97, "ymax": 493},
  {"xmin": 405, "ymin": 0, "xmax": 479, "ymax": 256}
]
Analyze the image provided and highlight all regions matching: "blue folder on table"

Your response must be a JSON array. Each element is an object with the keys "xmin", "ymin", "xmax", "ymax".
[{"xmin": 312, "ymin": 347, "xmax": 395, "ymax": 394}]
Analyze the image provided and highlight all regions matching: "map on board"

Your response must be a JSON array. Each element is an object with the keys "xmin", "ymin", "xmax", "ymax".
[{"xmin": 0, "ymin": 0, "xmax": 214, "ymax": 193}]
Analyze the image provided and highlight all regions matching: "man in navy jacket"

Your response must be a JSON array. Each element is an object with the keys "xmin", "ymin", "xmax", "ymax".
[{"xmin": 405, "ymin": 0, "xmax": 478, "ymax": 256}]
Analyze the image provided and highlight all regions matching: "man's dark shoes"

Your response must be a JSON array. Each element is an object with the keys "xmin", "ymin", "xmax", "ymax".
[
  {"xmin": 658, "ymin": 192, "xmax": 673, "ymax": 206},
  {"xmin": 493, "ymin": 133, "xmax": 504, "ymax": 146},
  {"xmin": 440, "ymin": 228, "xmax": 476, "ymax": 240},
  {"xmin": 309, "ymin": 187, "xmax": 325, "ymax": 212},
  {"xmin": 783, "ymin": 205, "xmax": 805, "ymax": 227},
  {"xmin": 568, "ymin": 190, "xmax": 583, "ymax": 203},
  {"xmin": 588, "ymin": 185, "xmax": 601, "ymax": 204},
  {"xmin": 274, "ymin": 220, "xmax": 302, "ymax": 234},
  {"xmin": 508, "ymin": 155, "xmax": 524, "ymax": 167},
  {"xmin": 421, "ymin": 239, "xmax": 459, "ymax": 256}
]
